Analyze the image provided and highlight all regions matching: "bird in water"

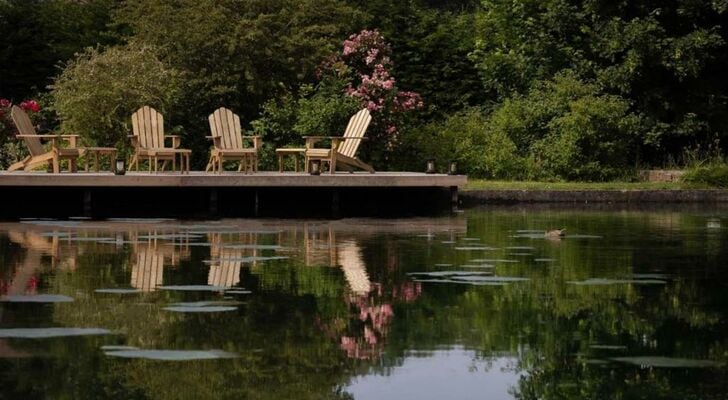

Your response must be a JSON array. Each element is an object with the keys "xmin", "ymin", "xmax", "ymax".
[{"xmin": 545, "ymin": 228, "xmax": 566, "ymax": 238}]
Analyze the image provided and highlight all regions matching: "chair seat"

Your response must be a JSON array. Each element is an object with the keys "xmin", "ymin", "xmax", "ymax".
[
  {"xmin": 214, "ymin": 149, "xmax": 257, "ymax": 156},
  {"xmin": 305, "ymin": 149, "xmax": 332, "ymax": 158},
  {"xmin": 57, "ymin": 148, "xmax": 82, "ymax": 157}
]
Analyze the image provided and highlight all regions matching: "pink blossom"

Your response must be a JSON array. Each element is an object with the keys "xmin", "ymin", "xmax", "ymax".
[
  {"xmin": 0, "ymin": 98, "xmax": 10, "ymax": 108},
  {"xmin": 19, "ymin": 100, "xmax": 41, "ymax": 113}
]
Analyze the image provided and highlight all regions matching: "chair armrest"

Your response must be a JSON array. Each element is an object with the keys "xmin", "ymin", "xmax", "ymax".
[
  {"xmin": 127, "ymin": 135, "xmax": 139, "ymax": 147},
  {"xmin": 241, "ymin": 135, "xmax": 262, "ymax": 150},
  {"xmin": 165, "ymin": 135, "xmax": 181, "ymax": 149},
  {"xmin": 206, "ymin": 135, "xmax": 223, "ymax": 148}
]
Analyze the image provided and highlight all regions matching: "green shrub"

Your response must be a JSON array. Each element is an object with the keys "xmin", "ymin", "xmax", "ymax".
[
  {"xmin": 404, "ymin": 108, "xmax": 526, "ymax": 178},
  {"xmin": 51, "ymin": 44, "xmax": 180, "ymax": 151},
  {"xmin": 683, "ymin": 163, "xmax": 728, "ymax": 188},
  {"xmin": 486, "ymin": 72, "xmax": 641, "ymax": 181}
]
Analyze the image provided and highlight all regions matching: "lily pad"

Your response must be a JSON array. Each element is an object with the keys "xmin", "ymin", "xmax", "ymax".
[
  {"xmin": 95, "ymin": 288, "xmax": 142, "ymax": 294},
  {"xmin": 225, "ymin": 290, "xmax": 252, "ymax": 295},
  {"xmin": 1, "ymin": 294, "xmax": 74, "ymax": 303},
  {"xmin": 412, "ymin": 278, "xmax": 507, "ymax": 286},
  {"xmin": 101, "ymin": 345, "xmax": 140, "ymax": 351},
  {"xmin": 534, "ymin": 258, "xmax": 556, "ymax": 262},
  {"xmin": 610, "ymin": 356, "xmax": 720, "ymax": 368},
  {"xmin": 104, "ymin": 349, "xmax": 239, "ymax": 361},
  {"xmin": 169, "ymin": 301, "xmax": 243, "ymax": 307},
  {"xmin": 470, "ymin": 259, "xmax": 518, "ymax": 263},
  {"xmin": 433, "ymin": 263, "xmax": 453, "ymax": 267},
  {"xmin": 454, "ymin": 246, "xmax": 497, "ymax": 251},
  {"xmin": 460, "ymin": 264, "xmax": 496, "ymax": 269},
  {"xmin": 407, "ymin": 271, "xmax": 493, "ymax": 277},
  {"xmin": 164, "ymin": 306, "xmax": 238, "ymax": 313},
  {"xmin": 222, "ymin": 244, "xmax": 283, "ymax": 250},
  {"xmin": 157, "ymin": 285, "xmax": 226, "ymax": 292},
  {"xmin": 567, "ymin": 278, "xmax": 667, "ymax": 286},
  {"xmin": 0, "ymin": 328, "xmax": 111, "ymax": 338},
  {"xmin": 506, "ymin": 246, "xmax": 536, "ymax": 250},
  {"xmin": 451, "ymin": 275, "xmax": 530, "ymax": 283},
  {"xmin": 203, "ymin": 256, "xmax": 289, "ymax": 264},
  {"xmin": 590, "ymin": 345, "xmax": 627, "ymax": 350}
]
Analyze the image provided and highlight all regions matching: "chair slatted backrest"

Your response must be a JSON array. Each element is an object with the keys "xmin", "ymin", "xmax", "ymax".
[
  {"xmin": 131, "ymin": 106, "xmax": 165, "ymax": 149},
  {"xmin": 338, "ymin": 109, "xmax": 371, "ymax": 158},
  {"xmin": 209, "ymin": 107, "xmax": 244, "ymax": 150},
  {"xmin": 10, "ymin": 105, "xmax": 45, "ymax": 156}
]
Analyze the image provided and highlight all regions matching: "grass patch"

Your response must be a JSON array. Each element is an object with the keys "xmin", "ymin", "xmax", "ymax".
[
  {"xmin": 683, "ymin": 164, "xmax": 728, "ymax": 188},
  {"xmin": 464, "ymin": 180, "xmax": 710, "ymax": 191}
]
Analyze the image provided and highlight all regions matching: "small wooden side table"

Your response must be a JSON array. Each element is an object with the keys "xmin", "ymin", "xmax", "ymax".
[
  {"xmin": 84, "ymin": 147, "xmax": 118, "ymax": 173},
  {"xmin": 275, "ymin": 148, "xmax": 306, "ymax": 172}
]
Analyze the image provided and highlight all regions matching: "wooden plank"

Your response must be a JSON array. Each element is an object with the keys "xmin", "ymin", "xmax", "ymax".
[{"xmin": 0, "ymin": 171, "xmax": 467, "ymax": 187}]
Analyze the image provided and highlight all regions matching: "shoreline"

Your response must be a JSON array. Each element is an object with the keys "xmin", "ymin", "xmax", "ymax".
[{"xmin": 460, "ymin": 189, "xmax": 728, "ymax": 205}]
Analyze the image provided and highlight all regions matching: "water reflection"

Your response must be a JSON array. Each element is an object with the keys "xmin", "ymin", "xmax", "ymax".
[{"xmin": 0, "ymin": 210, "xmax": 727, "ymax": 399}]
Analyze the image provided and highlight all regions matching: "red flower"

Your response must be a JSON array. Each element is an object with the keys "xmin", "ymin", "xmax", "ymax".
[
  {"xmin": 20, "ymin": 100, "xmax": 41, "ymax": 113},
  {"xmin": 0, "ymin": 98, "xmax": 11, "ymax": 108}
]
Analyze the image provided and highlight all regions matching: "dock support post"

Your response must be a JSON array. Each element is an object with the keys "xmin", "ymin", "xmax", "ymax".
[
  {"xmin": 450, "ymin": 186, "xmax": 459, "ymax": 212},
  {"xmin": 253, "ymin": 189, "xmax": 260, "ymax": 217},
  {"xmin": 83, "ymin": 189, "xmax": 92, "ymax": 218},
  {"xmin": 332, "ymin": 189, "xmax": 340, "ymax": 219},
  {"xmin": 209, "ymin": 188, "xmax": 218, "ymax": 217}
]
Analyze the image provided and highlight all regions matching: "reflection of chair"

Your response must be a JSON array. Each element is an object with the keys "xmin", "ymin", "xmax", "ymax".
[
  {"xmin": 206, "ymin": 107, "xmax": 262, "ymax": 173},
  {"xmin": 338, "ymin": 240, "xmax": 371, "ymax": 295},
  {"xmin": 128, "ymin": 106, "xmax": 191, "ymax": 172},
  {"xmin": 206, "ymin": 233, "xmax": 261, "ymax": 288},
  {"xmin": 130, "ymin": 243, "xmax": 164, "ymax": 292},
  {"xmin": 303, "ymin": 109, "xmax": 374, "ymax": 174},
  {"xmin": 7, "ymin": 105, "xmax": 83, "ymax": 173},
  {"xmin": 302, "ymin": 224, "xmax": 337, "ymax": 266}
]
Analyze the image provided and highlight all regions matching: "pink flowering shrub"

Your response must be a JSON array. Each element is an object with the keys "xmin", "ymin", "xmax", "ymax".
[{"xmin": 320, "ymin": 30, "xmax": 424, "ymax": 159}]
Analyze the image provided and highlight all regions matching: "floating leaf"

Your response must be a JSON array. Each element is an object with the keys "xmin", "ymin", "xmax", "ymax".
[
  {"xmin": 590, "ymin": 345, "xmax": 627, "ymax": 350},
  {"xmin": 1, "ymin": 294, "xmax": 73, "ymax": 303},
  {"xmin": 0, "ymin": 328, "xmax": 111, "ymax": 338},
  {"xmin": 568, "ymin": 278, "xmax": 666, "ymax": 286},
  {"xmin": 104, "ymin": 349, "xmax": 239, "ymax": 361},
  {"xmin": 157, "ymin": 285, "xmax": 226, "ymax": 292},
  {"xmin": 101, "ymin": 345, "xmax": 139, "ymax": 351},
  {"xmin": 408, "ymin": 271, "xmax": 493, "ymax": 277},
  {"xmin": 164, "ymin": 306, "xmax": 237, "ymax": 313},
  {"xmin": 95, "ymin": 288, "xmax": 142, "ymax": 294},
  {"xmin": 610, "ymin": 356, "xmax": 720, "ymax": 368}
]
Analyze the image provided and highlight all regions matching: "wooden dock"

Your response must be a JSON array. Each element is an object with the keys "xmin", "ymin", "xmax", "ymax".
[{"xmin": 0, "ymin": 171, "xmax": 466, "ymax": 219}]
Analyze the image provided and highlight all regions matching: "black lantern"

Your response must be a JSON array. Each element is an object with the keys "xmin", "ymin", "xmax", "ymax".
[
  {"xmin": 425, "ymin": 158, "xmax": 436, "ymax": 174},
  {"xmin": 114, "ymin": 157, "xmax": 126, "ymax": 175},
  {"xmin": 448, "ymin": 160, "xmax": 458, "ymax": 175},
  {"xmin": 309, "ymin": 159, "xmax": 321, "ymax": 175}
]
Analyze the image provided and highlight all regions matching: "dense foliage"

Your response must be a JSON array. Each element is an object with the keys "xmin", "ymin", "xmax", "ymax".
[{"xmin": 1, "ymin": 0, "xmax": 727, "ymax": 178}]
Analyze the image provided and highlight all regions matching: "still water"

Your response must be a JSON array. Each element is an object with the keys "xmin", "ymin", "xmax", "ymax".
[{"xmin": 0, "ymin": 207, "xmax": 727, "ymax": 399}]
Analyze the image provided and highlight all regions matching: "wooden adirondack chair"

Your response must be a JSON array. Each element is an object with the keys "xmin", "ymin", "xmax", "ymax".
[
  {"xmin": 129, "ymin": 106, "xmax": 191, "ymax": 173},
  {"xmin": 206, "ymin": 107, "xmax": 262, "ymax": 173},
  {"xmin": 7, "ymin": 105, "xmax": 83, "ymax": 173},
  {"xmin": 303, "ymin": 109, "xmax": 374, "ymax": 174}
]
